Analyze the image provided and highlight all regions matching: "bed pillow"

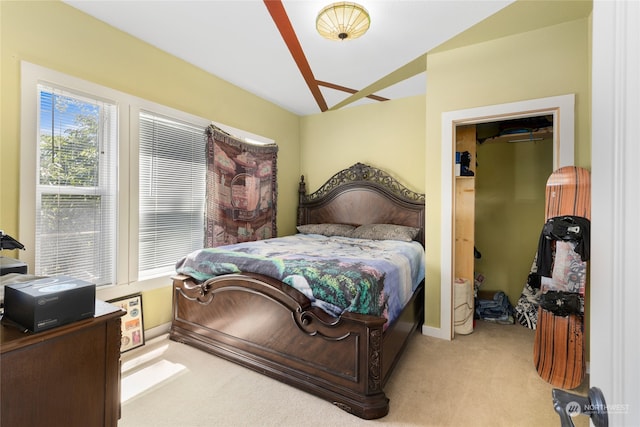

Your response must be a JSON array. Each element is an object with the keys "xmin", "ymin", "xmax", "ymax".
[
  {"xmin": 349, "ymin": 224, "xmax": 420, "ymax": 242},
  {"xmin": 296, "ymin": 223, "xmax": 355, "ymax": 237}
]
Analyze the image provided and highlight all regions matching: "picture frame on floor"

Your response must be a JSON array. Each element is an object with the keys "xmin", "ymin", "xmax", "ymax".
[{"xmin": 108, "ymin": 293, "xmax": 145, "ymax": 352}]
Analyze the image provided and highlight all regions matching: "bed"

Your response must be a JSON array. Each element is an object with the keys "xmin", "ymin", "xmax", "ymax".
[{"xmin": 170, "ymin": 162, "xmax": 425, "ymax": 419}]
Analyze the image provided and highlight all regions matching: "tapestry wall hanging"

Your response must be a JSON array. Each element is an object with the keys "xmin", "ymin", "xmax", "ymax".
[{"xmin": 205, "ymin": 125, "xmax": 278, "ymax": 247}]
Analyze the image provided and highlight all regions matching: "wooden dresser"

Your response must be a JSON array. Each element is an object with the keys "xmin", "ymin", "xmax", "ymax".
[{"xmin": 1, "ymin": 300, "xmax": 124, "ymax": 427}]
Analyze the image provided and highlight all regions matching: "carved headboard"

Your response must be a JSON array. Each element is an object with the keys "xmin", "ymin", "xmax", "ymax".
[{"xmin": 297, "ymin": 163, "xmax": 425, "ymax": 244}]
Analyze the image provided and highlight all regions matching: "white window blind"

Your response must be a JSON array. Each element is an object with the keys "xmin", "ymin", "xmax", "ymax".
[
  {"xmin": 138, "ymin": 111, "xmax": 206, "ymax": 279},
  {"xmin": 36, "ymin": 85, "xmax": 117, "ymax": 285}
]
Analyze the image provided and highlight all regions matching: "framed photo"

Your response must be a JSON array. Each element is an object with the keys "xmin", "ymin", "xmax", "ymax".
[{"xmin": 108, "ymin": 293, "xmax": 145, "ymax": 352}]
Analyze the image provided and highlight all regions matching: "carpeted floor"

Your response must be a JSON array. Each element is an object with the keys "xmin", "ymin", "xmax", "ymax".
[{"xmin": 118, "ymin": 321, "xmax": 588, "ymax": 427}]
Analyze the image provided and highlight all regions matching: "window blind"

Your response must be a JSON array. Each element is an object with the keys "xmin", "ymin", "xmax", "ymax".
[
  {"xmin": 36, "ymin": 85, "xmax": 117, "ymax": 285},
  {"xmin": 138, "ymin": 111, "xmax": 206, "ymax": 279}
]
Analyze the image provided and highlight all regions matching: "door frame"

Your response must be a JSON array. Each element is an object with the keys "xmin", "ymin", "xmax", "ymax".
[
  {"xmin": 591, "ymin": 1, "xmax": 639, "ymax": 423},
  {"xmin": 437, "ymin": 94, "xmax": 575, "ymax": 340}
]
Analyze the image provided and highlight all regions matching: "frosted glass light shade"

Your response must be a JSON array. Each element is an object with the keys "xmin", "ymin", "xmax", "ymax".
[{"xmin": 316, "ymin": 2, "xmax": 370, "ymax": 41}]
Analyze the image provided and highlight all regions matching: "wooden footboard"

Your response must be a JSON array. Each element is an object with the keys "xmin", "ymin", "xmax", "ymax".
[{"xmin": 170, "ymin": 273, "xmax": 424, "ymax": 419}]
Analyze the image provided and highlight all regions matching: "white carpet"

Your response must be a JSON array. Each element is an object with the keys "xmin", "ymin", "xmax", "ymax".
[{"xmin": 118, "ymin": 322, "xmax": 588, "ymax": 427}]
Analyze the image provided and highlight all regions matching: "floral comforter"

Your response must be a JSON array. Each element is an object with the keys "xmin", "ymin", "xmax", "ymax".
[{"xmin": 175, "ymin": 234, "xmax": 425, "ymax": 326}]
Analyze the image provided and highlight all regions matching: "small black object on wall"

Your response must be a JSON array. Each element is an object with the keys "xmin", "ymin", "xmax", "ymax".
[{"xmin": 0, "ymin": 230, "xmax": 27, "ymax": 276}]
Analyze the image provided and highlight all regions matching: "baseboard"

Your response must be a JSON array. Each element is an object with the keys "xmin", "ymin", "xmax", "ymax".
[
  {"xmin": 145, "ymin": 322, "xmax": 171, "ymax": 341},
  {"xmin": 421, "ymin": 324, "xmax": 451, "ymax": 340}
]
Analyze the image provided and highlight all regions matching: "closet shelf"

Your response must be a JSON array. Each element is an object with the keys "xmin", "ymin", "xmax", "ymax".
[{"xmin": 481, "ymin": 127, "xmax": 553, "ymax": 144}]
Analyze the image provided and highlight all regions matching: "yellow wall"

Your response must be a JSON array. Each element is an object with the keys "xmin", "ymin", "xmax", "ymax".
[
  {"xmin": 424, "ymin": 18, "xmax": 591, "ymax": 328},
  {"xmin": 299, "ymin": 95, "xmax": 425, "ymax": 193},
  {"xmin": 474, "ymin": 137, "xmax": 553, "ymax": 306},
  {"xmin": 0, "ymin": 1, "xmax": 300, "ymax": 330},
  {"xmin": 140, "ymin": 285, "xmax": 174, "ymax": 330}
]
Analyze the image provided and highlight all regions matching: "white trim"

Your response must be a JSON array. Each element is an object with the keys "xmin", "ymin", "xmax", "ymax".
[
  {"xmin": 591, "ymin": 1, "xmax": 640, "ymax": 425},
  {"xmin": 95, "ymin": 274, "xmax": 172, "ymax": 302},
  {"xmin": 211, "ymin": 121, "xmax": 275, "ymax": 146},
  {"xmin": 144, "ymin": 323, "xmax": 171, "ymax": 341},
  {"xmin": 433, "ymin": 95, "xmax": 575, "ymax": 340},
  {"xmin": 421, "ymin": 325, "xmax": 452, "ymax": 340}
]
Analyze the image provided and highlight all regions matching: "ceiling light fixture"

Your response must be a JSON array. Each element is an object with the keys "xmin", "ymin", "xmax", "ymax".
[{"xmin": 316, "ymin": 2, "xmax": 370, "ymax": 41}]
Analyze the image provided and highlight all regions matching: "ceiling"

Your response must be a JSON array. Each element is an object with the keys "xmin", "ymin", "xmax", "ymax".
[{"xmin": 63, "ymin": 1, "xmax": 591, "ymax": 117}]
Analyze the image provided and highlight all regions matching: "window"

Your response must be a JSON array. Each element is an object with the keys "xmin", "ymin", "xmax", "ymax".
[
  {"xmin": 138, "ymin": 112, "xmax": 206, "ymax": 279},
  {"xmin": 36, "ymin": 85, "xmax": 117, "ymax": 285},
  {"xmin": 20, "ymin": 62, "xmax": 271, "ymax": 290}
]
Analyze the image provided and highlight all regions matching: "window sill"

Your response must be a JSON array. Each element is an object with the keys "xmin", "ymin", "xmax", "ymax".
[{"xmin": 96, "ymin": 275, "xmax": 173, "ymax": 302}]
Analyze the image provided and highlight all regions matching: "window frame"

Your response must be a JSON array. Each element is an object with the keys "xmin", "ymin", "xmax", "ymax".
[
  {"xmin": 19, "ymin": 62, "xmax": 221, "ymax": 297},
  {"xmin": 34, "ymin": 84, "xmax": 118, "ymax": 285}
]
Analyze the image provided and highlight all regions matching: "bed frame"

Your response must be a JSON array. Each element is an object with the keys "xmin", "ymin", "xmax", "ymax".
[{"xmin": 170, "ymin": 163, "xmax": 425, "ymax": 419}]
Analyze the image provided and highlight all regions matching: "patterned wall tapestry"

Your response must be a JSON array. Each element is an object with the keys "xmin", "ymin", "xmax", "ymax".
[{"xmin": 204, "ymin": 125, "xmax": 278, "ymax": 247}]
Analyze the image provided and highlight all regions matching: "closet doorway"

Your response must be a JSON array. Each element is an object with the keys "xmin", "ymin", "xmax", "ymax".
[
  {"xmin": 471, "ymin": 117, "xmax": 554, "ymax": 318},
  {"xmin": 439, "ymin": 94, "xmax": 575, "ymax": 340}
]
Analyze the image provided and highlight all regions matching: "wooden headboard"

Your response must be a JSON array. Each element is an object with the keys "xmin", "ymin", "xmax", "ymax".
[{"xmin": 297, "ymin": 163, "xmax": 426, "ymax": 244}]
